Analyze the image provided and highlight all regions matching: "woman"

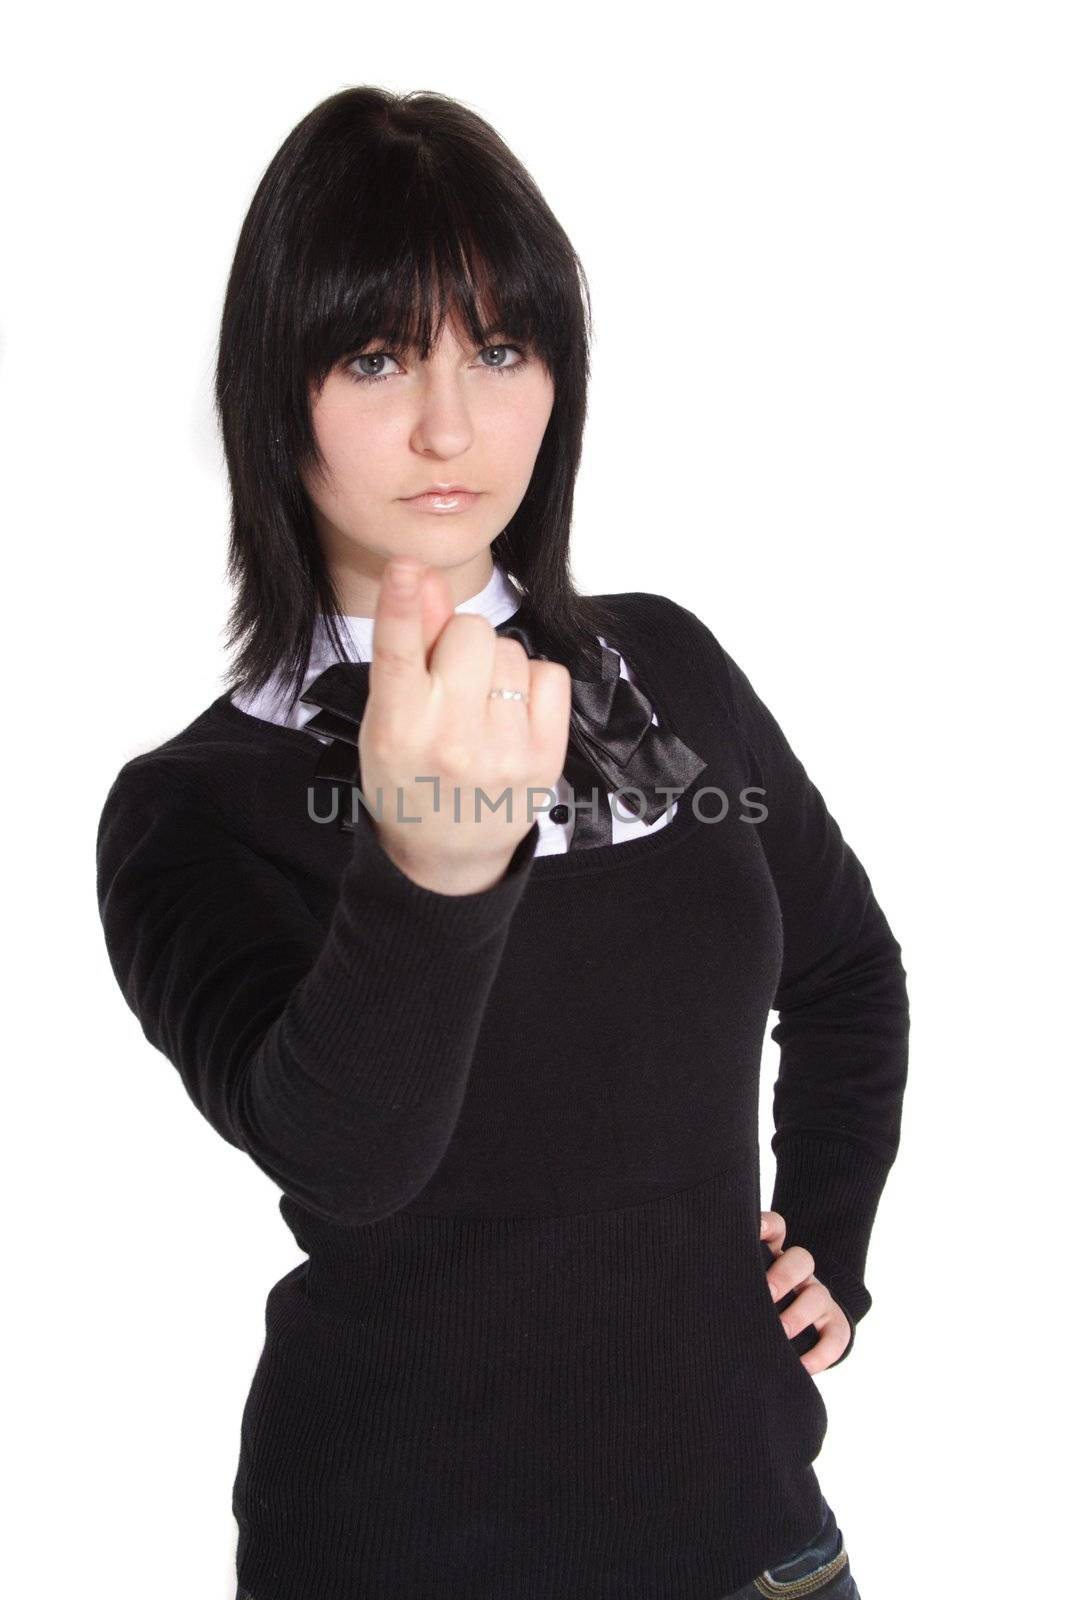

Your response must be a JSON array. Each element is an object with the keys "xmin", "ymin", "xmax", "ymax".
[{"xmin": 95, "ymin": 86, "xmax": 908, "ymax": 1600}]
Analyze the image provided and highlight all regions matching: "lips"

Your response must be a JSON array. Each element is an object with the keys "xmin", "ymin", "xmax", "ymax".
[
  {"xmin": 403, "ymin": 486, "xmax": 475, "ymax": 497},
  {"xmin": 401, "ymin": 488, "xmax": 482, "ymax": 513}
]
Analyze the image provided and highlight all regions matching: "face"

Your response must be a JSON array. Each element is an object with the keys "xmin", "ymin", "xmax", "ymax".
[{"xmin": 302, "ymin": 305, "xmax": 555, "ymax": 615}]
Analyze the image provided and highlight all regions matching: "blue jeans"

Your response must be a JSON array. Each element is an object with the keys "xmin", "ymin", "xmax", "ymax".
[
  {"xmin": 722, "ymin": 1493, "xmax": 859, "ymax": 1598},
  {"xmin": 235, "ymin": 1496, "xmax": 858, "ymax": 1599}
]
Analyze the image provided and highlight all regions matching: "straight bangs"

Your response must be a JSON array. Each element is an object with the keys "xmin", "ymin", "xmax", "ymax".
[{"xmin": 303, "ymin": 201, "xmax": 566, "ymax": 392}]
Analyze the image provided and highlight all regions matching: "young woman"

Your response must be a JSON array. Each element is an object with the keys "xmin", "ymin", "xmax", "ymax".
[{"xmin": 96, "ymin": 86, "xmax": 909, "ymax": 1600}]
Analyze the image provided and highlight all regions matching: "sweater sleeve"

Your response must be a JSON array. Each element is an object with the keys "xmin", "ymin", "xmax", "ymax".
[
  {"xmin": 95, "ymin": 756, "xmax": 540, "ymax": 1229},
  {"xmin": 718, "ymin": 644, "xmax": 910, "ymax": 1362},
  {"xmin": 661, "ymin": 594, "xmax": 910, "ymax": 1365}
]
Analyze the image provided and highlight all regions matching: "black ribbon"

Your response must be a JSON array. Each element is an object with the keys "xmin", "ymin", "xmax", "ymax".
[{"xmin": 299, "ymin": 601, "xmax": 707, "ymax": 848}]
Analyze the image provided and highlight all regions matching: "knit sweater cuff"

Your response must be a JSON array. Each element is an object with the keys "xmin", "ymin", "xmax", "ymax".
[
  {"xmin": 278, "ymin": 816, "xmax": 542, "ymax": 1109},
  {"xmin": 769, "ymin": 1131, "xmax": 893, "ymax": 1345},
  {"xmin": 344, "ymin": 812, "xmax": 542, "ymax": 949}
]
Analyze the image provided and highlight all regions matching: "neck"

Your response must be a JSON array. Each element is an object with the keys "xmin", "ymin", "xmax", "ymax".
[{"xmin": 330, "ymin": 547, "xmax": 497, "ymax": 619}]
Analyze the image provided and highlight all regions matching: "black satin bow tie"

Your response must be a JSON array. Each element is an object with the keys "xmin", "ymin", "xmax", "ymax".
[{"xmin": 299, "ymin": 601, "xmax": 707, "ymax": 848}]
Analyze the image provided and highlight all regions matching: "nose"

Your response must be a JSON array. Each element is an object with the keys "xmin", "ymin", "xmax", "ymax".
[{"xmin": 407, "ymin": 359, "xmax": 481, "ymax": 458}]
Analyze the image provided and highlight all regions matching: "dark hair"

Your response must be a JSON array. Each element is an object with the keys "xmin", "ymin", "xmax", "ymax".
[{"xmin": 214, "ymin": 85, "xmax": 627, "ymax": 716}]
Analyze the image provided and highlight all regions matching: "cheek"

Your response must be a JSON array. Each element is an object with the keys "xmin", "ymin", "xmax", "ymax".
[
  {"xmin": 488, "ymin": 377, "xmax": 555, "ymax": 456},
  {"xmin": 310, "ymin": 393, "xmax": 391, "ymax": 494}
]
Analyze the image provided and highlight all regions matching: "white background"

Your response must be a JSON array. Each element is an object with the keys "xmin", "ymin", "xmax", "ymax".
[{"xmin": 4, "ymin": 4, "xmax": 1063, "ymax": 1596}]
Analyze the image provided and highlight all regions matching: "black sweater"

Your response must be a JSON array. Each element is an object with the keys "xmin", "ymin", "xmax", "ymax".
[{"xmin": 95, "ymin": 591, "xmax": 909, "ymax": 1600}]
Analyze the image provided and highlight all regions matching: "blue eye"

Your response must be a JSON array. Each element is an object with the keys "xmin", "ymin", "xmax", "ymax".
[{"xmin": 345, "ymin": 343, "xmax": 528, "ymax": 385}]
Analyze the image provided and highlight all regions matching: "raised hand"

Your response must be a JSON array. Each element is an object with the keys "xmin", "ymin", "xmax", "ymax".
[{"xmin": 357, "ymin": 557, "xmax": 572, "ymax": 895}]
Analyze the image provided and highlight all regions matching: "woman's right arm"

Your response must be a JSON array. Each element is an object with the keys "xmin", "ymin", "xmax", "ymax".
[{"xmin": 95, "ymin": 757, "xmax": 540, "ymax": 1228}]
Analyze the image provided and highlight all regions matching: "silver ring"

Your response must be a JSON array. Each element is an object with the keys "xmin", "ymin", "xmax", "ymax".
[{"xmin": 487, "ymin": 687, "xmax": 529, "ymax": 703}]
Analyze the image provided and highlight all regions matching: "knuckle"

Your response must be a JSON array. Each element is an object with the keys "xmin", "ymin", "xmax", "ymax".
[
  {"xmin": 495, "ymin": 637, "xmax": 531, "ymax": 669},
  {"xmin": 506, "ymin": 744, "xmax": 531, "ymax": 776},
  {"xmin": 537, "ymin": 659, "xmax": 570, "ymax": 691},
  {"xmin": 436, "ymin": 736, "xmax": 472, "ymax": 775},
  {"xmin": 362, "ymin": 729, "xmax": 392, "ymax": 763},
  {"xmin": 372, "ymin": 642, "xmax": 416, "ymax": 677},
  {"xmin": 493, "ymin": 754, "xmax": 527, "ymax": 791},
  {"xmin": 448, "ymin": 613, "xmax": 494, "ymax": 646}
]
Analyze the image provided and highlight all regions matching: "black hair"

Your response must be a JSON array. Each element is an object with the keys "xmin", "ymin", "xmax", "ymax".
[{"xmin": 214, "ymin": 85, "xmax": 628, "ymax": 716}]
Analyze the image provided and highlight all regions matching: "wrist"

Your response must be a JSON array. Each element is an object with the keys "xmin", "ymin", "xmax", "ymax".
[{"xmin": 382, "ymin": 841, "xmax": 519, "ymax": 897}]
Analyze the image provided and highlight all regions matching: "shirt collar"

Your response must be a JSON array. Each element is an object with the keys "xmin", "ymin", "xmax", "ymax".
[
  {"xmin": 231, "ymin": 559, "xmax": 524, "ymax": 731},
  {"xmin": 320, "ymin": 558, "xmax": 524, "ymax": 663}
]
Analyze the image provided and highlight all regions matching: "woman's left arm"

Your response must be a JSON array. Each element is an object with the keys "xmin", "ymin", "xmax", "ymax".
[
  {"xmin": 705, "ymin": 619, "xmax": 911, "ymax": 1367},
  {"xmin": 716, "ymin": 643, "xmax": 908, "ymax": 1369}
]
